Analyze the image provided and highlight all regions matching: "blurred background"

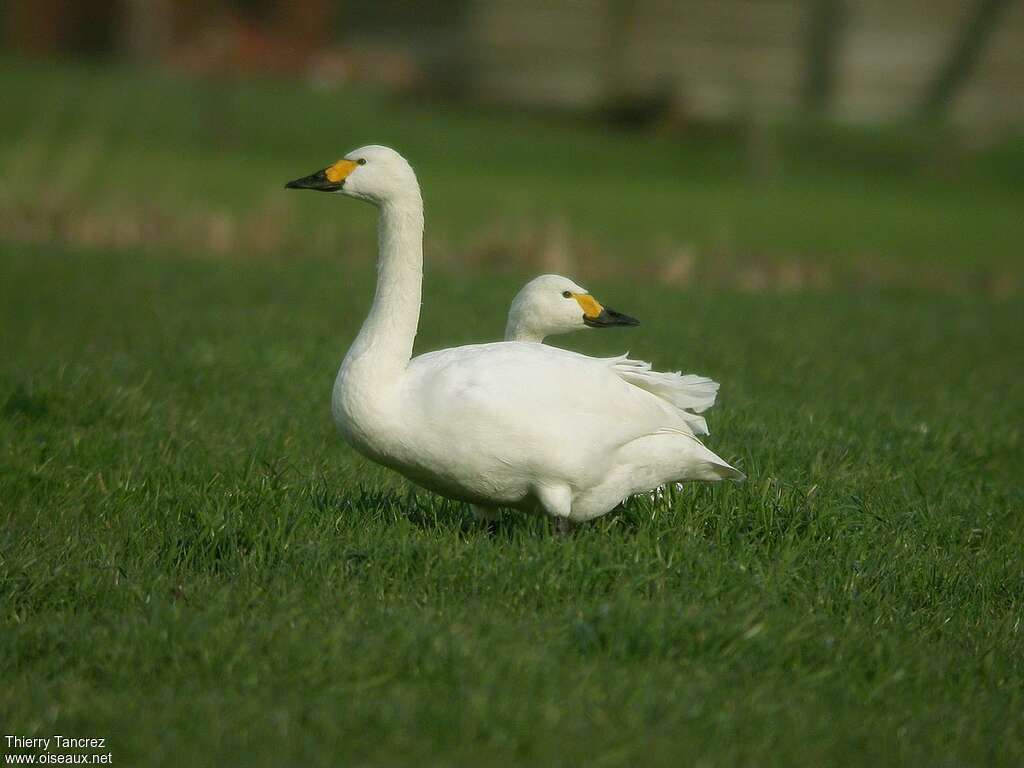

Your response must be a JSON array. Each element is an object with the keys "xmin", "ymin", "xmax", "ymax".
[{"xmin": 0, "ymin": 0, "xmax": 1021, "ymax": 294}]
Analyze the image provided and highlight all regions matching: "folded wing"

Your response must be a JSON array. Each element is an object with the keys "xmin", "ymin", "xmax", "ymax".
[{"xmin": 605, "ymin": 355, "xmax": 719, "ymax": 435}]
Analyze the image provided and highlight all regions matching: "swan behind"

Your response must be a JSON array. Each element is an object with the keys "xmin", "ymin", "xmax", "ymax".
[{"xmin": 505, "ymin": 273, "xmax": 719, "ymax": 435}]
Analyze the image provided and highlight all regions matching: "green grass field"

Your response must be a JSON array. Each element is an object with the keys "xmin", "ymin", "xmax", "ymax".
[{"xmin": 2, "ymin": 61, "xmax": 1023, "ymax": 766}]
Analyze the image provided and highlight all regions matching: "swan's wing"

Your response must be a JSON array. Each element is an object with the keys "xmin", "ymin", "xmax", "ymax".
[
  {"xmin": 404, "ymin": 343, "xmax": 696, "ymax": 468},
  {"xmin": 608, "ymin": 356, "xmax": 719, "ymax": 413},
  {"xmin": 676, "ymin": 411, "xmax": 709, "ymax": 436}
]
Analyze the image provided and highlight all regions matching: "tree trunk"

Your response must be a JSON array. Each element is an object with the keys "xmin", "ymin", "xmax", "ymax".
[
  {"xmin": 918, "ymin": 0, "xmax": 1013, "ymax": 118},
  {"xmin": 802, "ymin": 0, "xmax": 847, "ymax": 113}
]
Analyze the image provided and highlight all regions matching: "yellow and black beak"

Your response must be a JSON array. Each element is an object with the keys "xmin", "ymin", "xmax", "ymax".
[
  {"xmin": 285, "ymin": 158, "xmax": 359, "ymax": 192},
  {"xmin": 574, "ymin": 294, "xmax": 640, "ymax": 329}
]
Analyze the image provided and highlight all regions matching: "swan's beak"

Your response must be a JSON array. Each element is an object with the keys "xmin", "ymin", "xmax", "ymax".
[
  {"xmin": 574, "ymin": 293, "xmax": 640, "ymax": 329},
  {"xmin": 285, "ymin": 159, "xmax": 358, "ymax": 192},
  {"xmin": 583, "ymin": 306, "xmax": 640, "ymax": 328},
  {"xmin": 285, "ymin": 168, "xmax": 341, "ymax": 192}
]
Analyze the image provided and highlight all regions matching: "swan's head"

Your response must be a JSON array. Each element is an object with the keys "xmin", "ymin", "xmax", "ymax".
[
  {"xmin": 285, "ymin": 145, "xmax": 419, "ymax": 205},
  {"xmin": 506, "ymin": 274, "xmax": 639, "ymax": 342}
]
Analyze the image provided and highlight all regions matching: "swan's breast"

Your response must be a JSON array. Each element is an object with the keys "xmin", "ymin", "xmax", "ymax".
[
  {"xmin": 331, "ymin": 358, "xmax": 532, "ymax": 504},
  {"xmin": 331, "ymin": 364, "xmax": 399, "ymax": 456}
]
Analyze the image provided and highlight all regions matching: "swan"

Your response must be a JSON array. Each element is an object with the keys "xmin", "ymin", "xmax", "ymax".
[
  {"xmin": 285, "ymin": 145, "xmax": 744, "ymax": 525},
  {"xmin": 505, "ymin": 274, "xmax": 719, "ymax": 436}
]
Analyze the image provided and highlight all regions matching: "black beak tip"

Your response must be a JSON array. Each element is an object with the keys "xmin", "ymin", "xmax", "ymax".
[
  {"xmin": 610, "ymin": 309, "xmax": 643, "ymax": 327},
  {"xmin": 605, "ymin": 307, "xmax": 640, "ymax": 327},
  {"xmin": 284, "ymin": 169, "xmax": 340, "ymax": 192},
  {"xmin": 583, "ymin": 308, "xmax": 640, "ymax": 329}
]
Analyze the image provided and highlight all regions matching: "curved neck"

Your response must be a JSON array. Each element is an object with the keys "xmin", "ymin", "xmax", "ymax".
[{"xmin": 343, "ymin": 196, "xmax": 424, "ymax": 382}]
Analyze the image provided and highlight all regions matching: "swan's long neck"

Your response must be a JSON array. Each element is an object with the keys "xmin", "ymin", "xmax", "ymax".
[
  {"xmin": 342, "ymin": 195, "xmax": 424, "ymax": 385},
  {"xmin": 504, "ymin": 317, "xmax": 545, "ymax": 343}
]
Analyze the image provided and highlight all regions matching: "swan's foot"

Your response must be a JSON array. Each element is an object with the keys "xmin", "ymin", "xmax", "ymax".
[
  {"xmin": 470, "ymin": 504, "xmax": 500, "ymax": 523},
  {"xmin": 554, "ymin": 516, "xmax": 573, "ymax": 537},
  {"xmin": 470, "ymin": 504, "xmax": 501, "ymax": 535}
]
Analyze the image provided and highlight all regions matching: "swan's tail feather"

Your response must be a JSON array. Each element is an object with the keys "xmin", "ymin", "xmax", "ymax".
[
  {"xmin": 688, "ymin": 442, "xmax": 745, "ymax": 482},
  {"xmin": 704, "ymin": 457, "xmax": 746, "ymax": 482},
  {"xmin": 609, "ymin": 357, "xmax": 719, "ymax": 431},
  {"xmin": 656, "ymin": 428, "xmax": 746, "ymax": 483}
]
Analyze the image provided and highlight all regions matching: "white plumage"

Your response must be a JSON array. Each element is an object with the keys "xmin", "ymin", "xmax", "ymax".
[{"xmin": 286, "ymin": 146, "xmax": 743, "ymax": 524}]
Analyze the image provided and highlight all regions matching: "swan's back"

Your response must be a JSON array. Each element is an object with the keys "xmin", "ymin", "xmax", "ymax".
[{"xmin": 404, "ymin": 341, "xmax": 696, "ymax": 453}]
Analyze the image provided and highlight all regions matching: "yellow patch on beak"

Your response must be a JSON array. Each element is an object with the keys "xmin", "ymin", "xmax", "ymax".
[
  {"xmin": 325, "ymin": 159, "xmax": 359, "ymax": 183},
  {"xmin": 573, "ymin": 293, "xmax": 604, "ymax": 319}
]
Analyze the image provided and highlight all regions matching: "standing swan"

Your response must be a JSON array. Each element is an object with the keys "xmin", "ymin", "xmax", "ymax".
[{"xmin": 286, "ymin": 146, "xmax": 743, "ymax": 525}]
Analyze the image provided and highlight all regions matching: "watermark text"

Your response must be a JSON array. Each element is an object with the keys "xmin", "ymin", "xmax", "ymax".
[{"xmin": 4, "ymin": 736, "xmax": 111, "ymax": 765}]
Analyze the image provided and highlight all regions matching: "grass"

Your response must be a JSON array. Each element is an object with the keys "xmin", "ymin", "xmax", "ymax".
[{"xmin": 1, "ymin": 60, "xmax": 1024, "ymax": 766}]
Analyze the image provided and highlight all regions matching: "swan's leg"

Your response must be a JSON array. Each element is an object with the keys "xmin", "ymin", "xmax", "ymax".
[
  {"xmin": 470, "ymin": 504, "xmax": 501, "ymax": 523},
  {"xmin": 535, "ymin": 484, "xmax": 573, "ymax": 535}
]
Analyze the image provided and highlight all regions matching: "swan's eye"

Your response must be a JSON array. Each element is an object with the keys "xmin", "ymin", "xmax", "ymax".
[
  {"xmin": 357, "ymin": 158, "xmax": 366, "ymax": 165},
  {"xmin": 562, "ymin": 291, "xmax": 572, "ymax": 298}
]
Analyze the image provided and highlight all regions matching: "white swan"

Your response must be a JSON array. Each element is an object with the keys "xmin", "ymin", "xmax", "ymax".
[
  {"xmin": 286, "ymin": 146, "xmax": 744, "ymax": 524},
  {"xmin": 505, "ymin": 274, "xmax": 719, "ymax": 436}
]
